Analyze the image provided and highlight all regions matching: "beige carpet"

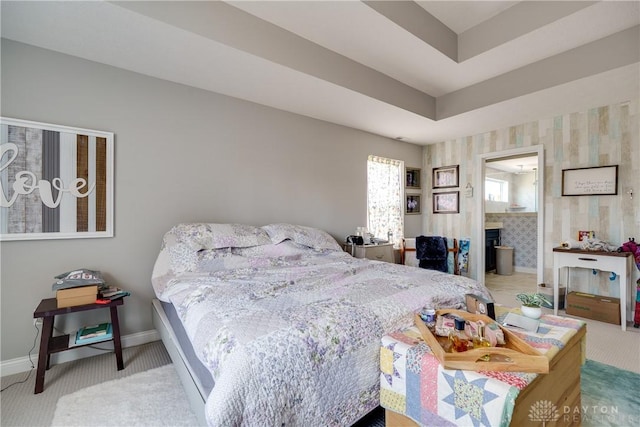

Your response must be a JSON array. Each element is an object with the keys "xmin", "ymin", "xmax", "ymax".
[
  {"xmin": 50, "ymin": 364, "xmax": 199, "ymax": 426},
  {"xmin": 486, "ymin": 272, "xmax": 640, "ymax": 374},
  {"xmin": 0, "ymin": 341, "xmax": 172, "ymax": 427}
]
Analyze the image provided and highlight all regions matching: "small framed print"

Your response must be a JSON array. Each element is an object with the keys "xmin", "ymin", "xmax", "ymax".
[
  {"xmin": 406, "ymin": 167, "xmax": 421, "ymax": 189},
  {"xmin": 578, "ymin": 231, "xmax": 595, "ymax": 241},
  {"xmin": 432, "ymin": 165, "xmax": 459, "ymax": 189},
  {"xmin": 406, "ymin": 194, "xmax": 421, "ymax": 214},
  {"xmin": 433, "ymin": 191, "xmax": 459, "ymax": 214}
]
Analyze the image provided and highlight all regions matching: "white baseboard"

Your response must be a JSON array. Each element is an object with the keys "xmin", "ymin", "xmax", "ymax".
[
  {"xmin": 0, "ymin": 329, "xmax": 160, "ymax": 377},
  {"xmin": 514, "ymin": 266, "xmax": 536, "ymax": 274}
]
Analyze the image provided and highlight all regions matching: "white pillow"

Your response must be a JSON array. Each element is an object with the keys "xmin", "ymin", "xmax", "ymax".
[
  {"xmin": 261, "ymin": 223, "xmax": 342, "ymax": 251},
  {"xmin": 169, "ymin": 223, "xmax": 271, "ymax": 250},
  {"xmin": 231, "ymin": 241, "xmax": 314, "ymax": 258}
]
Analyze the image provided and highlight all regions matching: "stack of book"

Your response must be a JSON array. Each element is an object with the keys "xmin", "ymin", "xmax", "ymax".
[
  {"xmin": 98, "ymin": 286, "xmax": 130, "ymax": 301},
  {"xmin": 74, "ymin": 322, "xmax": 113, "ymax": 345}
]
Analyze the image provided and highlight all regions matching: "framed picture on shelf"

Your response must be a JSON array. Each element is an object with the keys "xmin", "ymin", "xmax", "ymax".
[
  {"xmin": 406, "ymin": 194, "xmax": 421, "ymax": 215},
  {"xmin": 432, "ymin": 165, "xmax": 459, "ymax": 189},
  {"xmin": 406, "ymin": 167, "xmax": 421, "ymax": 189},
  {"xmin": 433, "ymin": 191, "xmax": 459, "ymax": 214},
  {"xmin": 578, "ymin": 231, "xmax": 595, "ymax": 241}
]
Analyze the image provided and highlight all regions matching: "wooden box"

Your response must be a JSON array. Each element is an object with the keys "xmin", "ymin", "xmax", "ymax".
[
  {"xmin": 566, "ymin": 291, "xmax": 620, "ymax": 325},
  {"xmin": 414, "ymin": 309, "xmax": 549, "ymax": 373},
  {"xmin": 537, "ymin": 283, "xmax": 566, "ymax": 309},
  {"xmin": 56, "ymin": 285, "xmax": 98, "ymax": 308}
]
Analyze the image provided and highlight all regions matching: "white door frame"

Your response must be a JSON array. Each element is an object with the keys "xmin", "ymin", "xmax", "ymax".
[{"xmin": 474, "ymin": 145, "xmax": 545, "ymax": 286}]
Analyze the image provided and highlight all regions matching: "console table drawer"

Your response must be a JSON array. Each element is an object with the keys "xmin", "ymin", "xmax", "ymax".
[{"xmin": 554, "ymin": 252, "xmax": 623, "ymax": 271}]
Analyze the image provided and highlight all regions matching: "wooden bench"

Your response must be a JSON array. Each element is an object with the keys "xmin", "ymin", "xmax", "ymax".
[{"xmin": 381, "ymin": 308, "xmax": 586, "ymax": 426}]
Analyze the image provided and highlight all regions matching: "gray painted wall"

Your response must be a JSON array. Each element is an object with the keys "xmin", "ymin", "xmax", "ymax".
[{"xmin": 0, "ymin": 39, "xmax": 423, "ymax": 362}]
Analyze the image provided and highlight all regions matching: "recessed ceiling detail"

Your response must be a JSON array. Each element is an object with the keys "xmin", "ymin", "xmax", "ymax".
[{"xmin": 1, "ymin": 1, "xmax": 638, "ymax": 144}]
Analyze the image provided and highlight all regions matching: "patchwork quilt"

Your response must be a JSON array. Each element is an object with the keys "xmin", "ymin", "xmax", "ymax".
[
  {"xmin": 380, "ymin": 313, "xmax": 585, "ymax": 427},
  {"xmin": 151, "ymin": 223, "xmax": 493, "ymax": 426}
]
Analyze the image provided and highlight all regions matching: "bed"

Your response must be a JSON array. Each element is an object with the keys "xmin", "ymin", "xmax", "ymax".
[{"xmin": 150, "ymin": 223, "xmax": 493, "ymax": 426}]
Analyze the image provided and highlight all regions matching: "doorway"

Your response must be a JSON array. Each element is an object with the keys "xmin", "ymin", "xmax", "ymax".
[{"xmin": 474, "ymin": 146, "xmax": 545, "ymax": 291}]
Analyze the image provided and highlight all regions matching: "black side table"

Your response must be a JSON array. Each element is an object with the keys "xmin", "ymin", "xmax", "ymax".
[{"xmin": 32, "ymin": 297, "xmax": 125, "ymax": 394}]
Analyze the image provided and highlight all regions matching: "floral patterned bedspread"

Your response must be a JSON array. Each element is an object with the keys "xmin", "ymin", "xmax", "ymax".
[
  {"xmin": 151, "ymin": 225, "xmax": 493, "ymax": 426},
  {"xmin": 380, "ymin": 312, "xmax": 585, "ymax": 427}
]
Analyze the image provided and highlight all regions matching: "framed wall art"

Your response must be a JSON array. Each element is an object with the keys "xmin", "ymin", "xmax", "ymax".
[
  {"xmin": 433, "ymin": 191, "xmax": 459, "ymax": 214},
  {"xmin": 0, "ymin": 117, "xmax": 114, "ymax": 241},
  {"xmin": 406, "ymin": 167, "xmax": 421, "ymax": 189},
  {"xmin": 406, "ymin": 194, "xmax": 421, "ymax": 215},
  {"xmin": 578, "ymin": 231, "xmax": 595, "ymax": 241},
  {"xmin": 562, "ymin": 165, "xmax": 618, "ymax": 196},
  {"xmin": 432, "ymin": 165, "xmax": 459, "ymax": 189}
]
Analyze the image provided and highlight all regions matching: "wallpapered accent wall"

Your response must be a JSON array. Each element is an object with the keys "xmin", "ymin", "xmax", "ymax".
[{"xmin": 424, "ymin": 100, "xmax": 640, "ymax": 295}]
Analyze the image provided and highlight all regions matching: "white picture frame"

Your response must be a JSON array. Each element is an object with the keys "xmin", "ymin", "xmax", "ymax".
[{"xmin": 1, "ymin": 117, "xmax": 114, "ymax": 241}]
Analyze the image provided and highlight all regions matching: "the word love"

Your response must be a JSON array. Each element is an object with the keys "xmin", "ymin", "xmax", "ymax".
[{"xmin": 0, "ymin": 143, "xmax": 95, "ymax": 208}]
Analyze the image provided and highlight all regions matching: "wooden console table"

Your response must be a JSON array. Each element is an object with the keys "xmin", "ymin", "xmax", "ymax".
[
  {"xmin": 553, "ymin": 247, "xmax": 633, "ymax": 331},
  {"xmin": 32, "ymin": 297, "xmax": 125, "ymax": 393}
]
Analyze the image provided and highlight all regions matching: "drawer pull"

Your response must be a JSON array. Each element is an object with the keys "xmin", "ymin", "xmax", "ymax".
[
  {"xmin": 578, "ymin": 257, "xmax": 597, "ymax": 262},
  {"xmin": 375, "ymin": 254, "xmax": 383, "ymax": 259}
]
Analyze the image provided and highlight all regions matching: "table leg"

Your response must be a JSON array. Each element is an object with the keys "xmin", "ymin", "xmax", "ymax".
[
  {"xmin": 620, "ymin": 266, "xmax": 627, "ymax": 331},
  {"xmin": 110, "ymin": 305, "xmax": 124, "ymax": 370},
  {"xmin": 553, "ymin": 259, "xmax": 560, "ymax": 316},
  {"xmin": 34, "ymin": 316, "xmax": 54, "ymax": 394}
]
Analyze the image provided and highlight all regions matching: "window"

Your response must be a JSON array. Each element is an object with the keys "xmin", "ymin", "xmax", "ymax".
[
  {"xmin": 367, "ymin": 155, "xmax": 404, "ymax": 247},
  {"xmin": 485, "ymin": 178, "xmax": 509, "ymax": 202}
]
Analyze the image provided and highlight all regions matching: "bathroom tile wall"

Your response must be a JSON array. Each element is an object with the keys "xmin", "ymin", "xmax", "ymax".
[{"xmin": 486, "ymin": 213, "xmax": 537, "ymax": 271}]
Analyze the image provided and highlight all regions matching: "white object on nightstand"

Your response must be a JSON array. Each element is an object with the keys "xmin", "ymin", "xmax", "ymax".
[{"xmin": 353, "ymin": 243, "xmax": 394, "ymax": 263}]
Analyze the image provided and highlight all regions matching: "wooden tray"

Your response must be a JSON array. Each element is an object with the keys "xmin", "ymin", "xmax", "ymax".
[{"xmin": 414, "ymin": 309, "xmax": 549, "ymax": 373}]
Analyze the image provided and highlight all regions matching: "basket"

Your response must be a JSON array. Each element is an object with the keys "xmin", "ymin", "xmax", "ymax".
[{"xmin": 414, "ymin": 309, "xmax": 549, "ymax": 373}]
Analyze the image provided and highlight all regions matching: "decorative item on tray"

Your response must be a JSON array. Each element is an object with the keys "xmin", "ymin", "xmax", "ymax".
[
  {"xmin": 433, "ymin": 312, "xmax": 505, "ymax": 351},
  {"xmin": 465, "ymin": 293, "xmax": 495, "ymax": 319},
  {"xmin": 414, "ymin": 309, "xmax": 549, "ymax": 373}
]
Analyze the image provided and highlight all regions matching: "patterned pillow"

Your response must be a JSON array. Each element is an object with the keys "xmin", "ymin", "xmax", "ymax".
[
  {"xmin": 169, "ymin": 223, "xmax": 271, "ymax": 250},
  {"xmin": 261, "ymin": 223, "xmax": 342, "ymax": 251},
  {"xmin": 231, "ymin": 241, "xmax": 313, "ymax": 258},
  {"xmin": 162, "ymin": 232, "xmax": 198, "ymax": 274},
  {"xmin": 196, "ymin": 247, "xmax": 234, "ymax": 272}
]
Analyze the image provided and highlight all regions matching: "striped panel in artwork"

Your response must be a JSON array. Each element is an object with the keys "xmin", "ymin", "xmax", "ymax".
[
  {"xmin": 76, "ymin": 134, "xmax": 89, "ymax": 232},
  {"xmin": 6, "ymin": 125, "xmax": 27, "ymax": 233},
  {"xmin": 0, "ymin": 125, "xmax": 108, "ymax": 234},
  {"xmin": 95, "ymin": 137, "xmax": 107, "ymax": 232},
  {"xmin": 0, "ymin": 124, "xmax": 8, "ymax": 234},
  {"xmin": 42, "ymin": 130, "xmax": 60, "ymax": 233}
]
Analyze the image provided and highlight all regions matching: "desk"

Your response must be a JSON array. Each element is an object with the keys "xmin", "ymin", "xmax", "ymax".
[
  {"xmin": 553, "ymin": 247, "xmax": 633, "ymax": 331},
  {"xmin": 32, "ymin": 297, "xmax": 125, "ymax": 393}
]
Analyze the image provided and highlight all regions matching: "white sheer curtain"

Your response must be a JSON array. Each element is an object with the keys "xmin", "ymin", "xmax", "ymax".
[{"xmin": 367, "ymin": 155, "xmax": 404, "ymax": 247}]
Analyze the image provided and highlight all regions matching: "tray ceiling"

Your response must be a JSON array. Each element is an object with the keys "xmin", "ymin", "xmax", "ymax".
[{"xmin": 2, "ymin": 1, "xmax": 639, "ymax": 144}]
